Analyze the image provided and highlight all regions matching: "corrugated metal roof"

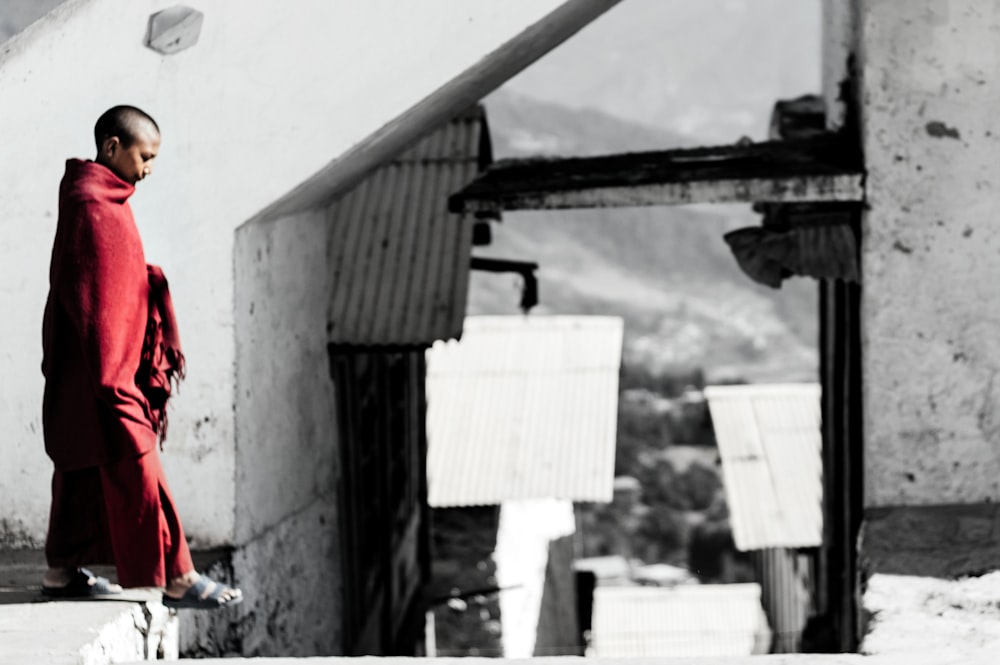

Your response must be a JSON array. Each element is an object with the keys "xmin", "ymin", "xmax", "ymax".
[
  {"xmin": 589, "ymin": 584, "xmax": 771, "ymax": 657},
  {"xmin": 326, "ymin": 106, "xmax": 489, "ymax": 346},
  {"xmin": 751, "ymin": 548, "xmax": 813, "ymax": 653},
  {"xmin": 703, "ymin": 383, "xmax": 823, "ymax": 551},
  {"xmin": 426, "ymin": 315, "xmax": 623, "ymax": 507}
]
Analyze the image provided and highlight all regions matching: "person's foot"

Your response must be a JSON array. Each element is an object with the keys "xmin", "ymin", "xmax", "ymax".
[
  {"xmin": 41, "ymin": 567, "xmax": 123, "ymax": 596},
  {"xmin": 163, "ymin": 571, "xmax": 242, "ymax": 609},
  {"xmin": 43, "ymin": 567, "xmax": 75, "ymax": 588}
]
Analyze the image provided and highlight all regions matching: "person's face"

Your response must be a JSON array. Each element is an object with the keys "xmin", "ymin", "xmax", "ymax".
[{"xmin": 101, "ymin": 125, "xmax": 160, "ymax": 185}]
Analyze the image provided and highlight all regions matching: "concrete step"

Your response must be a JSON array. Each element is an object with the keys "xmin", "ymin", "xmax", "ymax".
[
  {"xmin": 118, "ymin": 657, "xmax": 1000, "ymax": 665},
  {"xmin": 0, "ymin": 551, "xmax": 176, "ymax": 664},
  {"xmin": 0, "ymin": 596, "xmax": 176, "ymax": 664}
]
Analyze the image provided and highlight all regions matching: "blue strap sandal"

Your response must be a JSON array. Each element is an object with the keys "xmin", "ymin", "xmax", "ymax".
[
  {"xmin": 41, "ymin": 567, "xmax": 121, "ymax": 598},
  {"xmin": 162, "ymin": 575, "xmax": 243, "ymax": 610}
]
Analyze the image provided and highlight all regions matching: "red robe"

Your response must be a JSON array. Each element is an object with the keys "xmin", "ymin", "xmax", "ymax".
[
  {"xmin": 42, "ymin": 159, "xmax": 157, "ymax": 470},
  {"xmin": 42, "ymin": 159, "xmax": 194, "ymax": 587}
]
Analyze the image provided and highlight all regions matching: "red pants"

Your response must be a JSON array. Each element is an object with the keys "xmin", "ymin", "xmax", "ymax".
[{"xmin": 45, "ymin": 448, "xmax": 194, "ymax": 588}]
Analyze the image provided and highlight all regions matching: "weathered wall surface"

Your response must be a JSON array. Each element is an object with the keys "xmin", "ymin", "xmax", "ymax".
[
  {"xmin": 233, "ymin": 209, "xmax": 337, "ymax": 545},
  {"xmin": 179, "ymin": 496, "xmax": 342, "ymax": 657},
  {"xmin": 861, "ymin": 571, "xmax": 1000, "ymax": 657},
  {"xmin": 0, "ymin": 598, "xmax": 176, "ymax": 663},
  {"xmin": 858, "ymin": 0, "xmax": 1000, "ymax": 508},
  {"xmin": 223, "ymin": 208, "xmax": 343, "ymax": 654},
  {"xmin": 0, "ymin": 0, "xmax": 578, "ymax": 546}
]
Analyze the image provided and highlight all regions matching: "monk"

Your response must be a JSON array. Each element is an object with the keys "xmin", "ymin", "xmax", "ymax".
[{"xmin": 40, "ymin": 105, "xmax": 241, "ymax": 610}]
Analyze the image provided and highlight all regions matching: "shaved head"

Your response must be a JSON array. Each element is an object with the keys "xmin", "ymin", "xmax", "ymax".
[
  {"xmin": 94, "ymin": 105, "xmax": 159, "ymax": 150},
  {"xmin": 93, "ymin": 105, "xmax": 161, "ymax": 184}
]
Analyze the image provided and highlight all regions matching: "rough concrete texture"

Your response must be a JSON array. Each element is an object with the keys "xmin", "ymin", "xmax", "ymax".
[
  {"xmin": 176, "ymin": 207, "xmax": 343, "ymax": 657},
  {"xmin": 180, "ymin": 495, "xmax": 342, "ymax": 657},
  {"xmin": 232, "ymin": 210, "xmax": 338, "ymax": 545},
  {"xmin": 0, "ymin": 598, "xmax": 176, "ymax": 664},
  {"xmin": 0, "ymin": 517, "xmax": 44, "ymax": 550},
  {"xmin": 0, "ymin": 0, "xmax": 582, "ymax": 549},
  {"xmin": 858, "ymin": 0, "xmax": 1000, "ymax": 507},
  {"xmin": 233, "ymin": 494, "xmax": 343, "ymax": 657},
  {"xmin": 861, "ymin": 571, "xmax": 1000, "ymax": 659},
  {"xmin": 177, "ymin": 554, "xmax": 242, "ymax": 657},
  {"xmin": 862, "ymin": 503, "xmax": 1000, "ymax": 577}
]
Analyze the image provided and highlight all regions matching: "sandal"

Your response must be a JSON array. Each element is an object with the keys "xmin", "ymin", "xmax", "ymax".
[
  {"xmin": 41, "ymin": 567, "xmax": 121, "ymax": 598},
  {"xmin": 162, "ymin": 575, "xmax": 242, "ymax": 610}
]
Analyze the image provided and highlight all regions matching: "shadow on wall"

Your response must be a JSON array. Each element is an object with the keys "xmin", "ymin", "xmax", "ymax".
[{"xmin": 533, "ymin": 533, "xmax": 583, "ymax": 656}]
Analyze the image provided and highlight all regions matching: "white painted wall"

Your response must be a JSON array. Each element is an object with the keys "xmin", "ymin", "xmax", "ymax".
[
  {"xmin": 856, "ymin": 0, "xmax": 1000, "ymax": 506},
  {"xmin": 233, "ymin": 209, "xmax": 338, "ymax": 545},
  {"xmin": 0, "ymin": 0, "xmax": 588, "ymax": 546},
  {"xmin": 821, "ymin": 0, "xmax": 858, "ymax": 131},
  {"xmin": 494, "ymin": 499, "xmax": 576, "ymax": 658}
]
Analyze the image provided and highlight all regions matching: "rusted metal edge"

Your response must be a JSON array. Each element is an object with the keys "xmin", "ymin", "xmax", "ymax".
[
  {"xmin": 456, "ymin": 173, "xmax": 864, "ymax": 212},
  {"xmin": 449, "ymin": 134, "xmax": 865, "ymax": 212}
]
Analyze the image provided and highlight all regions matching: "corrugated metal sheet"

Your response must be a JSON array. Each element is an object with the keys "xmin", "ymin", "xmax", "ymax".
[
  {"xmin": 703, "ymin": 383, "xmax": 823, "ymax": 551},
  {"xmin": 589, "ymin": 584, "xmax": 771, "ymax": 657},
  {"xmin": 326, "ymin": 106, "xmax": 488, "ymax": 346},
  {"xmin": 426, "ymin": 315, "xmax": 623, "ymax": 507},
  {"xmin": 751, "ymin": 548, "xmax": 814, "ymax": 653}
]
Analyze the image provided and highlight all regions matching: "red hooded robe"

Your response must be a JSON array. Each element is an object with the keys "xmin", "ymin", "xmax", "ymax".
[
  {"xmin": 42, "ymin": 159, "xmax": 194, "ymax": 587},
  {"xmin": 42, "ymin": 159, "xmax": 157, "ymax": 470}
]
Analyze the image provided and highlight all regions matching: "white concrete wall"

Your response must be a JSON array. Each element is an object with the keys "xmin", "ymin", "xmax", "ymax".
[
  {"xmin": 858, "ymin": 0, "xmax": 1000, "ymax": 507},
  {"xmin": 821, "ymin": 0, "xmax": 859, "ymax": 131},
  {"xmin": 0, "ymin": 0, "xmax": 579, "ymax": 546},
  {"xmin": 494, "ymin": 499, "xmax": 576, "ymax": 658},
  {"xmin": 179, "ymin": 491, "xmax": 344, "ymax": 657},
  {"xmin": 231, "ymin": 207, "xmax": 344, "ymax": 655},
  {"xmin": 0, "ymin": 598, "xmax": 176, "ymax": 663},
  {"xmin": 232, "ymin": 209, "xmax": 338, "ymax": 545},
  {"xmin": 232, "ymin": 209, "xmax": 343, "ymax": 656}
]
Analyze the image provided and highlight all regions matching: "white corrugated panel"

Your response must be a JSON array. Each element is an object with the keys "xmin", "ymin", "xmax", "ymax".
[
  {"xmin": 426, "ymin": 315, "xmax": 623, "ymax": 506},
  {"xmin": 589, "ymin": 584, "xmax": 771, "ymax": 657},
  {"xmin": 703, "ymin": 383, "xmax": 823, "ymax": 551}
]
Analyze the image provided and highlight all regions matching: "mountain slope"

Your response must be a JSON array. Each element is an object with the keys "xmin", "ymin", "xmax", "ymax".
[{"xmin": 500, "ymin": 0, "xmax": 821, "ymax": 144}]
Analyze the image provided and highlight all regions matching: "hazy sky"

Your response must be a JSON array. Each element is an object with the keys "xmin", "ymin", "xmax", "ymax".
[
  {"xmin": 500, "ymin": 0, "xmax": 821, "ymax": 143},
  {"xmin": 0, "ymin": 0, "xmax": 63, "ymax": 44}
]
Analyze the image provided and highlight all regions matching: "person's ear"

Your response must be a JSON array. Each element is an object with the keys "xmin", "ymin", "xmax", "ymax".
[{"xmin": 101, "ymin": 136, "xmax": 120, "ymax": 158}]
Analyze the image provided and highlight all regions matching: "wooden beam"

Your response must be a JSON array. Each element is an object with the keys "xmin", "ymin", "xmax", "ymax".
[
  {"xmin": 458, "ymin": 174, "xmax": 864, "ymax": 211},
  {"xmin": 449, "ymin": 134, "xmax": 865, "ymax": 213}
]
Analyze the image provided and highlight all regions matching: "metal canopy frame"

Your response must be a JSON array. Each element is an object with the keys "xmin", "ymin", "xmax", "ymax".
[{"xmin": 449, "ymin": 134, "xmax": 864, "ymax": 214}]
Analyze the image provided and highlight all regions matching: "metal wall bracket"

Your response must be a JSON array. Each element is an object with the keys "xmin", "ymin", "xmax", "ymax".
[{"xmin": 146, "ymin": 6, "xmax": 204, "ymax": 55}]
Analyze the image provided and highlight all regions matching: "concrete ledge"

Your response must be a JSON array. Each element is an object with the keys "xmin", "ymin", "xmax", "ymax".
[
  {"xmin": 119, "ymin": 656, "xmax": 1000, "ymax": 665},
  {"xmin": 859, "ymin": 505, "xmax": 1000, "ymax": 660},
  {"xmin": 862, "ymin": 503, "xmax": 1000, "ymax": 578},
  {"xmin": 0, "ymin": 595, "xmax": 176, "ymax": 664},
  {"xmin": 862, "ymin": 572, "xmax": 1000, "ymax": 658}
]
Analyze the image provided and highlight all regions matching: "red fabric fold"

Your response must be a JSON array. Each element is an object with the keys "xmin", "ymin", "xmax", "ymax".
[
  {"xmin": 42, "ymin": 159, "xmax": 157, "ymax": 470},
  {"xmin": 45, "ymin": 448, "xmax": 195, "ymax": 587},
  {"xmin": 139, "ymin": 264, "xmax": 185, "ymax": 445}
]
